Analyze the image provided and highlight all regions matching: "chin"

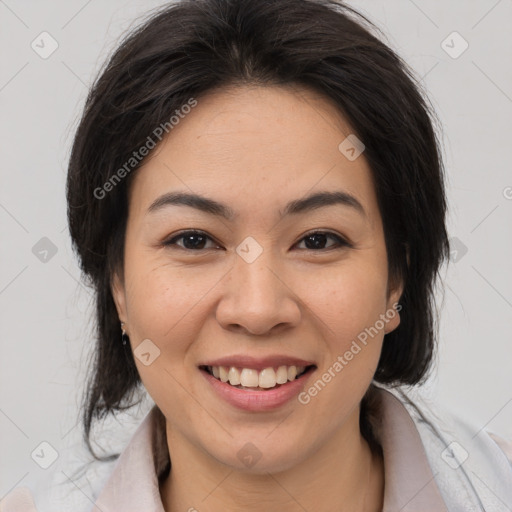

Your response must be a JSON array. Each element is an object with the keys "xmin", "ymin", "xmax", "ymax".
[{"xmin": 202, "ymin": 430, "xmax": 310, "ymax": 475}]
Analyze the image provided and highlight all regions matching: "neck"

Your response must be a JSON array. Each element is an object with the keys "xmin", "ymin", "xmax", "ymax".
[{"xmin": 159, "ymin": 410, "xmax": 384, "ymax": 512}]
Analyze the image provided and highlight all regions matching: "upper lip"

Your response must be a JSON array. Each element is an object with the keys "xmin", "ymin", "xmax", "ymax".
[{"xmin": 199, "ymin": 355, "xmax": 316, "ymax": 371}]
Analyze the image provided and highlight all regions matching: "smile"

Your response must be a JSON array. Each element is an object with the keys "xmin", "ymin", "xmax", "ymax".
[
  {"xmin": 200, "ymin": 364, "xmax": 315, "ymax": 390},
  {"xmin": 199, "ymin": 364, "xmax": 317, "ymax": 411}
]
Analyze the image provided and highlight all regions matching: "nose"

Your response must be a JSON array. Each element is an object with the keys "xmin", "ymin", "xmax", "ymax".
[{"xmin": 215, "ymin": 249, "xmax": 302, "ymax": 336}]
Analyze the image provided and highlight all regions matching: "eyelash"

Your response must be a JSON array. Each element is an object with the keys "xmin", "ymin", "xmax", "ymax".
[{"xmin": 162, "ymin": 229, "xmax": 352, "ymax": 252}]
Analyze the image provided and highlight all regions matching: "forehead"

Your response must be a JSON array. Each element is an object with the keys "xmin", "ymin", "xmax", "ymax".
[{"xmin": 129, "ymin": 84, "xmax": 378, "ymax": 221}]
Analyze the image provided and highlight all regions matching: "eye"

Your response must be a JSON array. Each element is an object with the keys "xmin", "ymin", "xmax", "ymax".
[
  {"xmin": 162, "ymin": 229, "xmax": 351, "ymax": 252},
  {"xmin": 295, "ymin": 231, "xmax": 351, "ymax": 251},
  {"xmin": 163, "ymin": 230, "xmax": 221, "ymax": 251}
]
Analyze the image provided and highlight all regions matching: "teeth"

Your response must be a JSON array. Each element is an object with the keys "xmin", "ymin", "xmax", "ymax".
[
  {"xmin": 240, "ymin": 368, "xmax": 259, "ymax": 387},
  {"xmin": 219, "ymin": 366, "xmax": 229, "ymax": 382},
  {"xmin": 208, "ymin": 364, "xmax": 309, "ymax": 389},
  {"xmin": 276, "ymin": 366, "xmax": 288, "ymax": 384},
  {"xmin": 259, "ymin": 368, "xmax": 277, "ymax": 388},
  {"xmin": 228, "ymin": 366, "xmax": 241, "ymax": 386}
]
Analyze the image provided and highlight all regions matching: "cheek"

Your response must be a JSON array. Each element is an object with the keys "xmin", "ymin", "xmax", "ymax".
[
  {"xmin": 294, "ymin": 265, "xmax": 388, "ymax": 416},
  {"xmin": 302, "ymin": 261, "xmax": 389, "ymax": 405},
  {"xmin": 301, "ymin": 259, "xmax": 389, "ymax": 339},
  {"xmin": 123, "ymin": 253, "xmax": 218, "ymax": 340},
  {"xmin": 122, "ymin": 257, "xmax": 213, "ymax": 415}
]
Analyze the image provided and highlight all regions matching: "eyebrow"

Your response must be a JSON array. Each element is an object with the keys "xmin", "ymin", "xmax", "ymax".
[{"xmin": 147, "ymin": 190, "xmax": 366, "ymax": 220}]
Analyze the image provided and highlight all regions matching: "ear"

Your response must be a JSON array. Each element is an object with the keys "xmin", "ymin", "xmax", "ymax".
[
  {"xmin": 111, "ymin": 270, "xmax": 128, "ymax": 323},
  {"xmin": 384, "ymin": 274, "xmax": 404, "ymax": 335},
  {"xmin": 384, "ymin": 243, "xmax": 408, "ymax": 334}
]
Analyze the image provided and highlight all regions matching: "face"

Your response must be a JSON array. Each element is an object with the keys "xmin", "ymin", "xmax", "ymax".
[{"xmin": 112, "ymin": 84, "xmax": 402, "ymax": 473}]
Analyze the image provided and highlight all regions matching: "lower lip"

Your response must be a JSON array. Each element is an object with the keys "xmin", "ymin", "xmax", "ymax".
[{"xmin": 200, "ymin": 368, "xmax": 315, "ymax": 412}]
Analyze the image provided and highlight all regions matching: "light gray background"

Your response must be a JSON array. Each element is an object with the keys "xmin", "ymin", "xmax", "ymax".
[{"xmin": 1, "ymin": 0, "xmax": 511, "ymax": 498}]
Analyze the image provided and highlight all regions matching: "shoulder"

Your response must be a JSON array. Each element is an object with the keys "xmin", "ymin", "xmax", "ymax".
[
  {"xmin": 488, "ymin": 431, "xmax": 512, "ymax": 464},
  {"xmin": 0, "ymin": 455, "xmax": 116, "ymax": 512},
  {"xmin": 388, "ymin": 385, "xmax": 512, "ymax": 463},
  {"xmin": 1, "ymin": 407, "xmax": 158, "ymax": 512},
  {"xmin": 0, "ymin": 488, "xmax": 37, "ymax": 512},
  {"xmin": 0, "ymin": 425, "xmax": 125, "ymax": 512},
  {"xmin": 377, "ymin": 385, "xmax": 512, "ymax": 510}
]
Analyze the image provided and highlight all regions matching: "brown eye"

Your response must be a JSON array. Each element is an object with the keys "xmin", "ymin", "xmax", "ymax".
[
  {"xmin": 164, "ymin": 230, "xmax": 220, "ymax": 251},
  {"xmin": 296, "ymin": 231, "xmax": 351, "ymax": 251},
  {"xmin": 163, "ymin": 230, "xmax": 350, "ymax": 252}
]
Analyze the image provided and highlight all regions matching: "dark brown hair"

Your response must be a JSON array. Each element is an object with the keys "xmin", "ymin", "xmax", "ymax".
[{"xmin": 66, "ymin": 0, "xmax": 449, "ymax": 458}]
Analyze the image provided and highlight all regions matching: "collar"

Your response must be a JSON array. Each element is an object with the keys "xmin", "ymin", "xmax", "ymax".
[
  {"xmin": 94, "ymin": 387, "xmax": 448, "ymax": 511},
  {"xmin": 376, "ymin": 388, "xmax": 448, "ymax": 511}
]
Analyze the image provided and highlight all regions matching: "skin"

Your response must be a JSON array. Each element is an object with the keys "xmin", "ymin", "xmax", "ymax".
[{"xmin": 112, "ymin": 84, "xmax": 403, "ymax": 512}]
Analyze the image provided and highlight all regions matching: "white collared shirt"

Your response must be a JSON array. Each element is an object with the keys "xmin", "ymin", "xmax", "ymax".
[{"xmin": 2, "ymin": 386, "xmax": 512, "ymax": 511}]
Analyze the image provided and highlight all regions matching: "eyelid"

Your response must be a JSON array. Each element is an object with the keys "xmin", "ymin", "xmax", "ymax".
[
  {"xmin": 163, "ymin": 229, "xmax": 221, "ymax": 249},
  {"xmin": 296, "ymin": 230, "xmax": 353, "ymax": 249},
  {"xmin": 163, "ymin": 229, "xmax": 352, "ymax": 251}
]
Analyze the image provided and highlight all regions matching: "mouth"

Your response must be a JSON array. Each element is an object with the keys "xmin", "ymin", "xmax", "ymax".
[{"xmin": 199, "ymin": 364, "xmax": 317, "ymax": 391}]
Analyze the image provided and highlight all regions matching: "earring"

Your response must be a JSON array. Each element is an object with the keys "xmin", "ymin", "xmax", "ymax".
[{"xmin": 121, "ymin": 322, "xmax": 129, "ymax": 346}]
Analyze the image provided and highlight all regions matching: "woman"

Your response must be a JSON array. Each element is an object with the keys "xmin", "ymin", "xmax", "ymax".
[{"xmin": 3, "ymin": 0, "xmax": 511, "ymax": 510}]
